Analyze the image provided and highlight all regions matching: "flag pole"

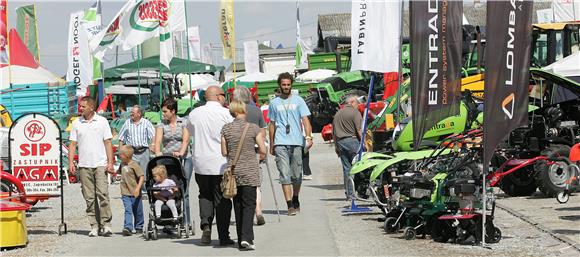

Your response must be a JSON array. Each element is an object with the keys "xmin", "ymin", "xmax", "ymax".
[
  {"xmin": 33, "ymin": 4, "xmax": 40, "ymax": 62},
  {"xmin": 137, "ymin": 45, "xmax": 142, "ymax": 107},
  {"xmin": 395, "ymin": 0, "xmax": 404, "ymax": 125},
  {"xmin": 159, "ymin": 44, "xmax": 163, "ymax": 121},
  {"xmin": 183, "ymin": 0, "xmax": 193, "ymax": 108},
  {"xmin": 6, "ymin": 0, "xmax": 12, "ymax": 87},
  {"xmin": 231, "ymin": 0, "xmax": 237, "ymax": 89}
]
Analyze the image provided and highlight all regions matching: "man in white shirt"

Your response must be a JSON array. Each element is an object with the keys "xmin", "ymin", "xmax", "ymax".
[
  {"xmin": 187, "ymin": 86, "xmax": 234, "ymax": 246},
  {"xmin": 68, "ymin": 96, "xmax": 115, "ymax": 237}
]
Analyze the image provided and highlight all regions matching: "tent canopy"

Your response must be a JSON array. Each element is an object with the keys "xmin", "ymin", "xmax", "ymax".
[
  {"xmin": 543, "ymin": 52, "xmax": 580, "ymax": 78},
  {"xmin": 104, "ymin": 56, "xmax": 225, "ymax": 78}
]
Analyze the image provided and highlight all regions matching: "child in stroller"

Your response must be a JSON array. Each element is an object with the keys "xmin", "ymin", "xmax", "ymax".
[
  {"xmin": 152, "ymin": 165, "xmax": 179, "ymax": 221},
  {"xmin": 144, "ymin": 156, "xmax": 192, "ymax": 240}
]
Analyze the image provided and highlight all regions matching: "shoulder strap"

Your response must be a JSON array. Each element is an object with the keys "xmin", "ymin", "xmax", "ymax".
[{"xmin": 231, "ymin": 124, "xmax": 251, "ymax": 168}]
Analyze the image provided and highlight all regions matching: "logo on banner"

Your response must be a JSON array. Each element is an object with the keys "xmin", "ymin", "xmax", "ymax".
[
  {"xmin": 130, "ymin": 0, "xmax": 170, "ymax": 32},
  {"xmin": 502, "ymin": 0, "xmax": 520, "ymax": 120},
  {"xmin": 100, "ymin": 17, "xmax": 121, "ymax": 46},
  {"xmin": 10, "ymin": 114, "xmax": 61, "ymax": 196},
  {"xmin": 24, "ymin": 120, "xmax": 46, "ymax": 142}
]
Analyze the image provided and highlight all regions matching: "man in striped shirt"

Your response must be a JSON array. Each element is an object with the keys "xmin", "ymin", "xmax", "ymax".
[{"xmin": 118, "ymin": 105, "xmax": 155, "ymax": 187}]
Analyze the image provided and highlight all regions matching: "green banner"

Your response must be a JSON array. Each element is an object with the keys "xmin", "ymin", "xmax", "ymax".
[{"xmin": 16, "ymin": 4, "xmax": 39, "ymax": 61}]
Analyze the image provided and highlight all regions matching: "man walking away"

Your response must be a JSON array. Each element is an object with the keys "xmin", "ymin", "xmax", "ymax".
[
  {"xmin": 117, "ymin": 105, "xmax": 155, "ymax": 192},
  {"xmin": 68, "ymin": 96, "xmax": 115, "ymax": 237},
  {"xmin": 233, "ymin": 87, "xmax": 267, "ymax": 226},
  {"xmin": 268, "ymin": 72, "xmax": 313, "ymax": 216},
  {"xmin": 332, "ymin": 95, "xmax": 363, "ymax": 199},
  {"xmin": 187, "ymin": 86, "xmax": 235, "ymax": 246}
]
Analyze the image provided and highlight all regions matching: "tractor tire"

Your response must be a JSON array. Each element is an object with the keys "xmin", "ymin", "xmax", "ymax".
[
  {"xmin": 535, "ymin": 145, "xmax": 572, "ymax": 197},
  {"xmin": 499, "ymin": 168, "xmax": 538, "ymax": 196}
]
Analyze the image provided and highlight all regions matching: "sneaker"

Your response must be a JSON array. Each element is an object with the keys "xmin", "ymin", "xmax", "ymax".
[
  {"xmin": 287, "ymin": 207, "xmax": 297, "ymax": 216},
  {"xmin": 102, "ymin": 226, "xmax": 113, "ymax": 237},
  {"xmin": 303, "ymin": 175, "xmax": 313, "ymax": 180},
  {"xmin": 219, "ymin": 238, "xmax": 236, "ymax": 246},
  {"xmin": 201, "ymin": 227, "xmax": 211, "ymax": 245},
  {"xmin": 88, "ymin": 227, "xmax": 99, "ymax": 237},
  {"xmin": 256, "ymin": 215, "xmax": 266, "ymax": 226},
  {"xmin": 122, "ymin": 228, "xmax": 132, "ymax": 236},
  {"xmin": 292, "ymin": 198, "xmax": 300, "ymax": 214},
  {"xmin": 240, "ymin": 240, "xmax": 256, "ymax": 250}
]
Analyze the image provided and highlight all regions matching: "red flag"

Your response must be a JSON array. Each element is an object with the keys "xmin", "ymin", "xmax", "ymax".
[{"xmin": 0, "ymin": 0, "xmax": 8, "ymax": 65}]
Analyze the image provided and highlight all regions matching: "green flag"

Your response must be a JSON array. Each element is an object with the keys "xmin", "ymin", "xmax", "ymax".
[
  {"xmin": 82, "ymin": 1, "xmax": 103, "ymax": 80},
  {"xmin": 16, "ymin": 4, "xmax": 39, "ymax": 61}
]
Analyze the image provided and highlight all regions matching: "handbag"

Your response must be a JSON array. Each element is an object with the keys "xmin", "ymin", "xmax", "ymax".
[{"xmin": 221, "ymin": 123, "xmax": 250, "ymax": 199}]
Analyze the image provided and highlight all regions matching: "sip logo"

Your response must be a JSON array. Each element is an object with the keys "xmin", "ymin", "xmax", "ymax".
[
  {"xmin": 24, "ymin": 120, "xmax": 46, "ymax": 142},
  {"xmin": 502, "ymin": 93, "xmax": 515, "ymax": 119}
]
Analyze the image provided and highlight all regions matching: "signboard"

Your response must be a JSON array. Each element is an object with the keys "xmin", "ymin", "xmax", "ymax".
[{"xmin": 9, "ymin": 113, "xmax": 62, "ymax": 196}]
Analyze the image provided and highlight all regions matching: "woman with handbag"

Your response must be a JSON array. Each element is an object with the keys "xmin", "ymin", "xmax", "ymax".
[{"xmin": 221, "ymin": 100, "xmax": 267, "ymax": 250}]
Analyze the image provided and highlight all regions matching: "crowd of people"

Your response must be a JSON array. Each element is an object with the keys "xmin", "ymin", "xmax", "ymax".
[{"xmin": 67, "ymin": 72, "xmax": 363, "ymax": 251}]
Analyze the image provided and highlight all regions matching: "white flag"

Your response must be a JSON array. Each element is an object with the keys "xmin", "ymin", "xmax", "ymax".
[
  {"xmin": 67, "ymin": 11, "xmax": 93, "ymax": 97},
  {"xmin": 202, "ymin": 43, "xmax": 212, "ymax": 64},
  {"xmin": 188, "ymin": 26, "xmax": 201, "ymax": 61},
  {"xmin": 120, "ymin": 0, "xmax": 185, "ymax": 51},
  {"xmin": 552, "ymin": 0, "xmax": 580, "ymax": 22},
  {"xmin": 90, "ymin": 0, "xmax": 186, "ymax": 63},
  {"xmin": 89, "ymin": 0, "xmax": 135, "ymax": 61},
  {"xmin": 243, "ymin": 41, "xmax": 259, "ymax": 74},
  {"xmin": 351, "ymin": 0, "xmax": 401, "ymax": 73}
]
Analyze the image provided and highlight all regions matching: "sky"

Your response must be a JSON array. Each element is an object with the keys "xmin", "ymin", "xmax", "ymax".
[{"xmin": 5, "ymin": 0, "xmax": 352, "ymax": 76}]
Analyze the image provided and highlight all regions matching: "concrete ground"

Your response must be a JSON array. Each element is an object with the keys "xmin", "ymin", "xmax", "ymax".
[{"xmin": 3, "ymin": 135, "xmax": 579, "ymax": 256}]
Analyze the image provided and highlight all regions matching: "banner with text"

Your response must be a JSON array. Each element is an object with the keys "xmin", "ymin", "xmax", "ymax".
[
  {"xmin": 10, "ymin": 114, "xmax": 62, "ymax": 196},
  {"xmin": 483, "ymin": 0, "xmax": 533, "ymax": 173},
  {"xmin": 350, "ymin": 0, "xmax": 401, "ymax": 73},
  {"xmin": 67, "ymin": 11, "xmax": 93, "ymax": 97},
  {"xmin": 0, "ymin": 0, "xmax": 8, "ymax": 64},
  {"xmin": 16, "ymin": 5, "xmax": 39, "ymax": 61},
  {"xmin": 219, "ymin": 0, "xmax": 235, "ymax": 60},
  {"xmin": 410, "ymin": 0, "xmax": 463, "ymax": 150},
  {"xmin": 188, "ymin": 26, "xmax": 201, "ymax": 61}
]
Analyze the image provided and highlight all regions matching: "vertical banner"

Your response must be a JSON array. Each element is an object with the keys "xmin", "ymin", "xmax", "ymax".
[
  {"xmin": 0, "ymin": 0, "xmax": 8, "ymax": 64},
  {"xmin": 16, "ymin": 5, "xmax": 39, "ymax": 61},
  {"xmin": 243, "ymin": 40, "xmax": 259, "ymax": 74},
  {"xmin": 90, "ymin": 0, "xmax": 134, "ymax": 61},
  {"xmin": 188, "ymin": 26, "xmax": 201, "ymax": 61},
  {"xmin": 82, "ymin": 0, "xmax": 103, "ymax": 80},
  {"xmin": 410, "ymin": 0, "xmax": 463, "ymax": 150},
  {"xmin": 202, "ymin": 43, "xmax": 212, "ymax": 64},
  {"xmin": 483, "ymin": 1, "xmax": 533, "ymax": 172},
  {"xmin": 67, "ymin": 11, "xmax": 93, "ymax": 97},
  {"xmin": 219, "ymin": 0, "xmax": 235, "ymax": 60},
  {"xmin": 351, "ymin": 0, "xmax": 401, "ymax": 73}
]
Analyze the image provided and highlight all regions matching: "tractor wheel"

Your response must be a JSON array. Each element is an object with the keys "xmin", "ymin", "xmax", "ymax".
[
  {"xmin": 535, "ymin": 145, "xmax": 572, "ymax": 197},
  {"xmin": 499, "ymin": 168, "xmax": 538, "ymax": 196}
]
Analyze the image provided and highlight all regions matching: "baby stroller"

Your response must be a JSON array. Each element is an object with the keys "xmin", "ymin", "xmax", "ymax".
[{"xmin": 143, "ymin": 156, "xmax": 191, "ymax": 240}]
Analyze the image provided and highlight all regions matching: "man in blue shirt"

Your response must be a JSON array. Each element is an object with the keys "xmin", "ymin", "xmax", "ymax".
[{"xmin": 268, "ymin": 72, "xmax": 313, "ymax": 216}]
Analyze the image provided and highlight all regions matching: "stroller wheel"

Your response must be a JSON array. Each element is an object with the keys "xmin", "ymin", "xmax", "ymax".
[
  {"xmin": 488, "ymin": 227, "xmax": 502, "ymax": 244},
  {"xmin": 557, "ymin": 191, "xmax": 570, "ymax": 204},
  {"xmin": 189, "ymin": 225, "xmax": 195, "ymax": 236},
  {"xmin": 384, "ymin": 217, "xmax": 399, "ymax": 234},
  {"xmin": 404, "ymin": 227, "xmax": 416, "ymax": 240}
]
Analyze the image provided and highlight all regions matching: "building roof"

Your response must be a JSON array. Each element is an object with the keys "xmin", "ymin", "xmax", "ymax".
[{"xmin": 318, "ymin": 1, "xmax": 554, "ymax": 43}]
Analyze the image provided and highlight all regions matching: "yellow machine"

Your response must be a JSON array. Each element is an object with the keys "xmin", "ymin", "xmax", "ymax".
[
  {"xmin": 0, "ymin": 201, "xmax": 29, "ymax": 248},
  {"xmin": 0, "ymin": 105, "xmax": 13, "ymax": 128}
]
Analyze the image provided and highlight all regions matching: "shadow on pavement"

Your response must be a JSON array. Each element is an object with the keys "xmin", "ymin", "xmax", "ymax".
[
  {"xmin": 555, "ymin": 206, "xmax": 580, "ymax": 211},
  {"xmin": 27, "ymin": 229, "xmax": 59, "ymax": 235},
  {"xmin": 319, "ymin": 197, "xmax": 348, "ymax": 202},
  {"xmin": 552, "ymin": 229, "xmax": 580, "ymax": 235},
  {"xmin": 306, "ymin": 184, "xmax": 344, "ymax": 190},
  {"xmin": 558, "ymin": 215, "xmax": 580, "ymax": 221}
]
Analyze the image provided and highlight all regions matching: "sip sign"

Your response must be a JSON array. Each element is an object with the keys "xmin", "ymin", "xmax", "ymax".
[{"xmin": 9, "ymin": 113, "xmax": 62, "ymax": 196}]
